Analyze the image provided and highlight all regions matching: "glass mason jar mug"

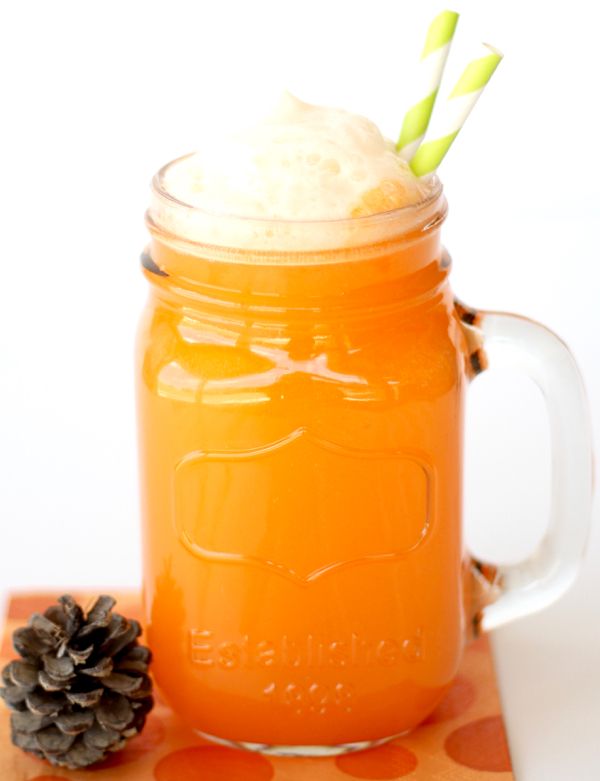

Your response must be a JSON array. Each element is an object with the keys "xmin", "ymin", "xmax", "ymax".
[{"xmin": 137, "ymin": 162, "xmax": 592, "ymax": 755}]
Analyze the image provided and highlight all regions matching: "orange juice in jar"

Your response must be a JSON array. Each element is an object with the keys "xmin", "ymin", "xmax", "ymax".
[{"xmin": 137, "ymin": 95, "xmax": 592, "ymax": 754}]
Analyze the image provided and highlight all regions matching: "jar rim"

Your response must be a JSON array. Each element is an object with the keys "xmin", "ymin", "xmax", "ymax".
[{"xmin": 153, "ymin": 153, "xmax": 444, "ymax": 226}]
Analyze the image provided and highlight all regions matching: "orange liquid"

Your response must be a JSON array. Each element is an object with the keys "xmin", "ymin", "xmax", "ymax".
[{"xmin": 137, "ymin": 216, "xmax": 469, "ymax": 746}]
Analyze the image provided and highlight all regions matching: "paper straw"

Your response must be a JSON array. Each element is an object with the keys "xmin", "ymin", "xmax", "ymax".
[
  {"xmin": 396, "ymin": 10, "xmax": 459, "ymax": 160},
  {"xmin": 409, "ymin": 43, "xmax": 503, "ymax": 177}
]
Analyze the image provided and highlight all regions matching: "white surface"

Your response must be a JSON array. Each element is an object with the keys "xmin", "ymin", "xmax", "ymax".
[{"xmin": 0, "ymin": 1, "xmax": 599, "ymax": 778}]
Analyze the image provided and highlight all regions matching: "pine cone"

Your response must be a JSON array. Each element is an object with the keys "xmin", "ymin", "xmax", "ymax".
[{"xmin": 0, "ymin": 594, "xmax": 153, "ymax": 769}]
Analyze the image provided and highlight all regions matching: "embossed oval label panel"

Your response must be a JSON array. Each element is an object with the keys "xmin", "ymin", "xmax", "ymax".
[{"xmin": 174, "ymin": 429, "xmax": 432, "ymax": 584}]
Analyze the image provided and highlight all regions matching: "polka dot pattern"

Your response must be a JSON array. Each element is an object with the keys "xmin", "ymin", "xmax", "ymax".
[
  {"xmin": 154, "ymin": 746, "xmax": 274, "ymax": 781},
  {"xmin": 0, "ymin": 594, "xmax": 514, "ymax": 781},
  {"xmin": 423, "ymin": 675, "xmax": 476, "ymax": 724},
  {"xmin": 445, "ymin": 715, "xmax": 512, "ymax": 772},
  {"xmin": 336, "ymin": 744, "xmax": 418, "ymax": 779}
]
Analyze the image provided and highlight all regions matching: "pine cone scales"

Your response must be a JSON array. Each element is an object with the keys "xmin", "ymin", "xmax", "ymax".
[{"xmin": 0, "ymin": 595, "xmax": 153, "ymax": 769}]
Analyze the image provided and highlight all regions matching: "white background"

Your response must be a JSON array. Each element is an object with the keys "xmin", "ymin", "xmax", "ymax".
[{"xmin": 1, "ymin": 1, "xmax": 599, "ymax": 778}]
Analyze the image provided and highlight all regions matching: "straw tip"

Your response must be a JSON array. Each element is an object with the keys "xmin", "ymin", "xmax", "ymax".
[
  {"xmin": 437, "ymin": 9, "xmax": 460, "ymax": 30},
  {"xmin": 483, "ymin": 42, "xmax": 504, "ymax": 60}
]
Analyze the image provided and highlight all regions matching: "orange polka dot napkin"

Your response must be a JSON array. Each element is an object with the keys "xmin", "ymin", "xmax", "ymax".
[{"xmin": 0, "ymin": 593, "xmax": 514, "ymax": 780}]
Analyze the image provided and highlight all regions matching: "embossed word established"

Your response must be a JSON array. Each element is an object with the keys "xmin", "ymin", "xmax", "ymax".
[{"xmin": 189, "ymin": 630, "xmax": 424, "ymax": 669}]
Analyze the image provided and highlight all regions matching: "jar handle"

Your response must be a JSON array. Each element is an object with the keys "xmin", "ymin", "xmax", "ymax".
[{"xmin": 459, "ymin": 306, "xmax": 593, "ymax": 631}]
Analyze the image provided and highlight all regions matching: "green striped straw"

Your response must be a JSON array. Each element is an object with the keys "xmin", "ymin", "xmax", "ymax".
[
  {"xmin": 409, "ymin": 43, "xmax": 503, "ymax": 176},
  {"xmin": 396, "ymin": 9, "xmax": 459, "ymax": 161}
]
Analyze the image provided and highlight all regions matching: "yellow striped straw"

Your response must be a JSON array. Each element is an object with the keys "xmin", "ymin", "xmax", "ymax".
[
  {"xmin": 409, "ymin": 43, "xmax": 503, "ymax": 176},
  {"xmin": 396, "ymin": 9, "xmax": 459, "ymax": 161}
]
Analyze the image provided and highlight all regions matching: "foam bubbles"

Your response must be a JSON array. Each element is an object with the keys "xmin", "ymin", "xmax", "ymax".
[{"xmin": 151, "ymin": 93, "xmax": 439, "ymax": 253}]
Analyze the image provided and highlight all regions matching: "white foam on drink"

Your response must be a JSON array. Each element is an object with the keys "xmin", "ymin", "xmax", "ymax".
[{"xmin": 150, "ymin": 93, "xmax": 440, "ymax": 254}]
